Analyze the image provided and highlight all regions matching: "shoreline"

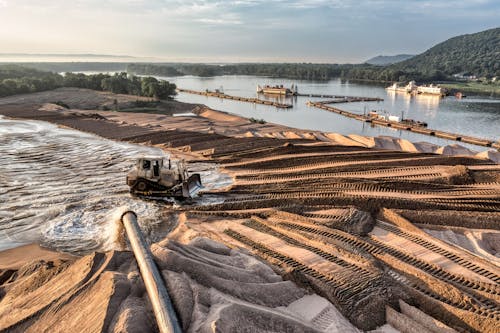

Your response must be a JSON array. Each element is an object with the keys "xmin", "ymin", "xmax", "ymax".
[
  {"xmin": 0, "ymin": 244, "xmax": 75, "ymax": 270},
  {"xmin": 1, "ymin": 87, "xmax": 499, "ymax": 156},
  {"xmin": 1, "ymin": 88, "xmax": 499, "ymax": 333}
]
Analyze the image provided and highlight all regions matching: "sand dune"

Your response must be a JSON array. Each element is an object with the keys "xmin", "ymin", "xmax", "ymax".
[
  {"xmin": 475, "ymin": 149, "xmax": 500, "ymax": 163},
  {"xmin": 435, "ymin": 144, "xmax": 477, "ymax": 156}
]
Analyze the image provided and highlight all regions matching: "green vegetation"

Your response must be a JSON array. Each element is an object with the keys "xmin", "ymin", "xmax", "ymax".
[
  {"xmin": 117, "ymin": 100, "xmax": 161, "ymax": 112},
  {"xmin": 391, "ymin": 27, "xmax": 500, "ymax": 79},
  {"xmin": 365, "ymin": 54, "xmax": 415, "ymax": 66},
  {"xmin": 440, "ymin": 81, "xmax": 500, "ymax": 96},
  {"xmin": 126, "ymin": 61, "xmax": 433, "ymax": 83},
  {"xmin": 1, "ymin": 62, "xmax": 128, "ymax": 73},
  {"xmin": 128, "ymin": 64, "xmax": 183, "ymax": 77},
  {"xmin": 0, "ymin": 65, "xmax": 177, "ymax": 99},
  {"xmin": 126, "ymin": 28, "xmax": 499, "ymax": 83},
  {"xmin": 133, "ymin": 100, "xmax": 160, "ymax": 108},
  {"xmin": 249, "ymin": 117, "xmax": 266, "ymax": 124},
  {"xmin": 0, "ymin": 65, "xmax": 63, "ymax": 96},
  {"xmin": 65, "ymin": 72, "xmax": 177, "ymax": 99}
]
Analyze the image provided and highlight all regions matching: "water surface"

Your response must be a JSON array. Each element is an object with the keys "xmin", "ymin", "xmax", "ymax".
[
  {"xmin": 161, "ymin": 75, "xmax": 500, "ymax": 148},
  {"xmin": 0, "ymin": 116, "xmax": 230, "ymax": 254}
]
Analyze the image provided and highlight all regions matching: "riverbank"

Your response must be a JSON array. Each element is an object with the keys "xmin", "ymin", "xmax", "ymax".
[
  {"xmin": 440, "ymin": 81, "xmax": 500, "ymax": 97},
  {"xmin": 0, "ymin": 88, "xmax": 499, "ymax": 333},
  {"xmin": 0, "ymin": 244, "xmax": 74, "ymax": 270},
  {"xmin": 3, "ymin": 87, "xmax": 498, "ymax": 159}
]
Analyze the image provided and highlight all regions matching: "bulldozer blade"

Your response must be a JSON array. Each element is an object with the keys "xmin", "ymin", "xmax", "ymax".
[{"xmin": 182, "ymin": 173, "xmax": 202, "ymax": 198}]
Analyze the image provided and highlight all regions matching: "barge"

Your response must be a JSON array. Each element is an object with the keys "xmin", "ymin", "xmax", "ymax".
[
  {"xmin": 386, "ymin": 81, "xmax": 446, "ymax": 96},
  {"xmin": 257, "ymin": 84, "xmax": 298, "ymax": 96}
]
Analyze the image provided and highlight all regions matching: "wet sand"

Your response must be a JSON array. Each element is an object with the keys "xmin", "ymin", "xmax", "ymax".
[
  {"xmin": 0, "ymin": 88, "xmax": 499, "ymax": 333},
  {"xmin": 0, "ymin": 244, "xmax": 74, "ymax": 270}
]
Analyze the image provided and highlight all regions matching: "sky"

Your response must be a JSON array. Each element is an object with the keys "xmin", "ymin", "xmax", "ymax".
[{"xmin": 0, "ymin": 0, "xmax": 499, "ymax": 63}]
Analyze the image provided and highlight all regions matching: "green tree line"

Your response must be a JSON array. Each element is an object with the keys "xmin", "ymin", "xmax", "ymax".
[
  {"xmin": 125, "ymin": 62, "xmax": 449, "ymax": 82},
  {"xmin": 0, "ymin": 65, "xmax": 177, "ymax": 99},
  {"xmin": 125, "ymin": 28, "xmax": 499, "ymax": 83}
]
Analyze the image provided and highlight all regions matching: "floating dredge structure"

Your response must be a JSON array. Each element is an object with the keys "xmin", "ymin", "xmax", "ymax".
[
  {"xmin": 386, "ymin": 81, "xmax": 447, "ymax": 96},
  {"xmin": 368, "ymin": 110, "xmax": 428, "ymax": 127},
  {"xmin": 257, "ymin": 84, "xmax": 298, "ymax": 96},
  {"xmin": 308, "ymin": 100, "xmax": 497, "ymax": 148},
  {"xmin": 177, "ymin": 88, "xmax": 293, "ymax": 108}
]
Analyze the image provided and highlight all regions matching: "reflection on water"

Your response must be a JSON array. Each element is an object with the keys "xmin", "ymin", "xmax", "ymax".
[
  {"xmin": 386, "ymin": 91, "xmax": 441, "ymax": 120},
  {"xmin": 0, "ymin": 117, "xmax": 231, "ymax": 254},
  {"xmin": 159, "ymin": 75, "xmax": 499, "ymax": 145}
]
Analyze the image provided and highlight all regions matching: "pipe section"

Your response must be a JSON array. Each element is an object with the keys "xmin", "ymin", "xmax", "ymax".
[{"xmin": 120, "ymin": 211, "xmax": 182, "ymax": 333}]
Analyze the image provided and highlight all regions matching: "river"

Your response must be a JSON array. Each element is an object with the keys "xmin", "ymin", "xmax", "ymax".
[
  {"xmin": 160, "ymin": 75, "xmax": 499, "ymax": 149},
  {"xmin": 0, "ymin": 116, "xmax": 230, "ymax": 254}
]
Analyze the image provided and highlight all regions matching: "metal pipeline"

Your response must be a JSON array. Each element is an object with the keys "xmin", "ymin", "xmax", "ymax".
[{"xmin": 120, "ymin": 211, "xmax": 182, "ymax": 333}]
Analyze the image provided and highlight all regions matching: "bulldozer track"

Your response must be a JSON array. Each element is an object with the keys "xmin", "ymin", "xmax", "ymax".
[
  {"xmin": 228, "ymin": 181, "xmax": 500, "ymax": 198},
  {"xmin": 224, "ymin": 228, "xmax": 387, "ymax": 309},
  {"xmin": 222, "ymin": 150, "xmax": 389, "ymax": 168},
  {"xmin": 219, "ymin": 189, "xmax": 499, "ymax": 208},
  {"xmin": 225, "ymin": 227, "xmax": 499, "ymax": 319},
  {"xmin": 233, "ymin": 155, "xmax": 489, "ymax": 176},
  {"xmin": 376, "ymin": 223, "xmax": 500, "ymax": 283},
  {"xmin": 366, "ymin": 236, "xmax": 500, "ymax": 299},
  {"xmin": 235, "ymin": 166, "xmax": 448, "ymax": 183},
  {"xmin": 268, "ymin": 219, "xmax": 500, "ymax": 316},
  {"xmin": 243, "ymin": 218, "xmax": 378, "ymax": 278},
  {"xmin": 386, "ymin": 271, "xmax": 500, "ymax": 319},
  {"xmin": 234, "ymin": 156, "xmax": 442, "ymax": 176},
  {"xmin": 193, "ymin": 192, "xmax": 498, "ymax": 213},
  {"xmin": 215, "ymin": 144, "xmax": 370, "ymax": 162},
  {"xmin": 224, "ymin": 151, "xmax": 417, "ymax": 169}
]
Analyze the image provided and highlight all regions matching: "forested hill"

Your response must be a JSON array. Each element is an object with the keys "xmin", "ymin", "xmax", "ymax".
[
  {"xmin": 120, "ymin": 28, "xmax": 499, "ymax": 82},
  {"xmin": 365, "ymin": 54, "xmax": 414, "ymax": 65},
  {"xmin": 390, "ymin": 27, "xmax": 500, "ymax": 77}
]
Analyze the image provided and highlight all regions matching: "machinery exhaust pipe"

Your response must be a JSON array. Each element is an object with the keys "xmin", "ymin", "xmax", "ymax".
[{"xmin": 120, "ymin": 211, "xmax": 182, "ymax": 333}]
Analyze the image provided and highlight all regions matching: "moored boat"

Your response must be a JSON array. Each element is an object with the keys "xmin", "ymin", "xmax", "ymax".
[
  {"xmin": 386, "ymin": 81, "xmax": 446, "ymax": 96},
  {"xmin": 257, "ymin": 84, "xmax": 298, "ymax": 95},
  {"xmin": 369, "ymin": 110, "xmax": 427, "ymax": 127}
]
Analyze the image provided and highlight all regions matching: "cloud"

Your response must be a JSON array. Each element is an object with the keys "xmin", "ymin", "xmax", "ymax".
[
  {"xmin": 0, "ymin": 0, "xmax": 498, "ymax": 62},
  {"xmin": 196, "ymin": 17, "xmax": 243, "ymax": 25}
]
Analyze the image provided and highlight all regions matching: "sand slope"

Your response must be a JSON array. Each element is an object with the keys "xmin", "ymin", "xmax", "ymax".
[{"xmin": 0, "ymin": 237, "xmax": 363, "ymax": 333}]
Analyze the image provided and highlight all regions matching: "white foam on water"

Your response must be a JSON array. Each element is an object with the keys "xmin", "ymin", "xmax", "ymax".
[
  {"xmin": 0, "ymin": 116, "xmax": 168, "ymax": 254},
  {"xmin": 1, "ymin": 116, "xmax": 232, "ymax": 255}
]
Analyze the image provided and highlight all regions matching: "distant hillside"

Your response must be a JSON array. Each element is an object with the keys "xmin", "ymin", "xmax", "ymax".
[
  {"xmin": 0, "ymin": 53, "xmax": 134, "ymax": 58},
  {"xmin": 0, "ymin": 62, "xmax": 129, "ymax": 73},
  {"xmin": 365, "ymin": 54, "xmax": 414, "ymax": 65},
  {"xmin": 391, "ymin": 27, "xmax": 500, "ymax": 77}
]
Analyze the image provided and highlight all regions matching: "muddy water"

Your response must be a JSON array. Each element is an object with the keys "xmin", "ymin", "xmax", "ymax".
[{"xmin": 0, "ymin": 116, "xmax": 230, "ymax": 254}]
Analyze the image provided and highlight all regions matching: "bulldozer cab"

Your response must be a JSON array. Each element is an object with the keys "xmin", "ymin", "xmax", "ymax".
[{"xmin": 137, "ymin": 157, "xmax": 164, "ymax": 179}]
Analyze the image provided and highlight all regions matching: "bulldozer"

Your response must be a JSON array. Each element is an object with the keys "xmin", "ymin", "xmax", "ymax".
[{"xmin": 126, "ymin": 157, "xmax": 202, "ymax": 200}]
